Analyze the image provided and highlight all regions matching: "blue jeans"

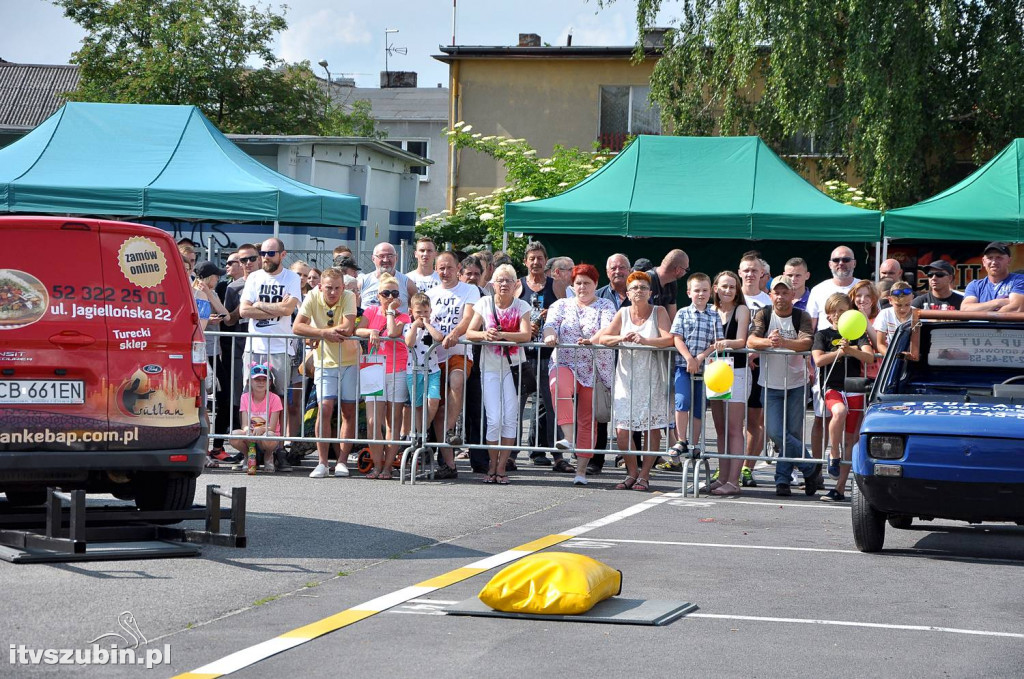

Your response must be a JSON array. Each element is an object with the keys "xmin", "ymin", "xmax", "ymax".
[{"xmin": 764, "ymin": 385, "xmax": 816, "ymax": 486}]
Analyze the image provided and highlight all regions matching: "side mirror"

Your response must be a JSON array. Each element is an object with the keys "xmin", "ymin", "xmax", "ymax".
[{"xmin": 845, "ymin": 377, "xmax": 872, "ymax": 394}]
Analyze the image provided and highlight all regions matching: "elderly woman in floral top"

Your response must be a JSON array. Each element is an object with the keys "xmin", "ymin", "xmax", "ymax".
[{"xmin": 543, "ymin": 263, "xmax": 617, "ymax": 485}]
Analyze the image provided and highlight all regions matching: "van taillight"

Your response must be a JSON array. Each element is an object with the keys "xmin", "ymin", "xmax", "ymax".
[{"xmin": 191, "ymin": 326, "xmax": 207, "ymax": 380}]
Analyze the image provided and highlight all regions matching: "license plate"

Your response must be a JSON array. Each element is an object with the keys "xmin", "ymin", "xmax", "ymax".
[{"xmin": 0, "ymin": 380, "xmax": 85, "ymax": 404}]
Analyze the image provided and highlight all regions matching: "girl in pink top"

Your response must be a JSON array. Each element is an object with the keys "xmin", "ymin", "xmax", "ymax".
[{"xmin": 229, "ymin": 364, "xmax": 284, "ymax": 469}]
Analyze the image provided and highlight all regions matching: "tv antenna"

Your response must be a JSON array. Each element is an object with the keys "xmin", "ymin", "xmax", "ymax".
[{"xmin": 384, "ymin": 28, "xmax": 406, "ymax": 85}]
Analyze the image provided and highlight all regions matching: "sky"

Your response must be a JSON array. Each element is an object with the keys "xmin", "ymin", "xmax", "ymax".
[{"xmin": 1, "ymin": 0, "xmax": 674, "ymax": 88}]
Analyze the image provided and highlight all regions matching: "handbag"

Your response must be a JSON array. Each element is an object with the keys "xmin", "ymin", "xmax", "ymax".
[{"xmin": 358, "ymin": 351, "xmax": 386, "ymax": 397}]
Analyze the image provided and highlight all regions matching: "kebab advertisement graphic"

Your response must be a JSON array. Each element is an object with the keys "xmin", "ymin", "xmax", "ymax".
[{"xmin": 1, "ymin": 235, "xmax": 199, "ymax": 451}]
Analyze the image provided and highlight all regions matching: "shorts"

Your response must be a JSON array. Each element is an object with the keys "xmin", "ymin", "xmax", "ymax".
[
  {"xmin": 747, "ymin": 362, "xmax": 763, "ymax": 409},
  {"xmin": 315, "ymin": 364, "xmax": 358, "ymax": 403},
  {"xmin": 243, "ymin": 351, "xmax": 298, "ymax": 400},
  {"xmin": 812, "ymin": 381, "xmax": 826, "ymax": 417},
  {"xmin": 722, "ymin": 366, "xmax": 752, "ymax": 404},
  {"xmin": 407, "ymin": 371, "xmax": 442, "ymax": 407},
  {"xmin": 443, "ymin": 354, "xmax": 474, "ymax": 378},
  {"xmin": 364, "ymin": 371, "xmax": 410, "ymax": 403},
  {"xmin": 674, "ymin": 365, "xmax": 705, "ymax": 416},
  {"xmin": 823, "ymin": 390, "xmax": 865, "ymax": 433}
]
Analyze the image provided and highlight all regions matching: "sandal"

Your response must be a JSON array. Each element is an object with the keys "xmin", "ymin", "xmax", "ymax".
[
  {"xmin": 378, "ymin": 471, "xmax": 392, "ymax": 480},
  {"xmin": 496, "ymin": 475, "xmax": 510, "ymax": 485},
  {"xmin": 711, "ymin": 481, "xmax": 740, "ymax": 496},
  {"xmin": 483, "ymin": 474, "xmax": 497, "ymax": 484},
  {"xmin": 552, "ymin": 459, "xmax": 574, "ymax": 474},
  {"xmin": 632, "ymin": 478, "xmax": 650, "ymax": 492},
  {"xmin": 365, "ymin": 469, "xmax": 379, "ymax": 480},
  {"xmin": 615, "ymin": 476, "xmax": 637, "ymax": 490}
]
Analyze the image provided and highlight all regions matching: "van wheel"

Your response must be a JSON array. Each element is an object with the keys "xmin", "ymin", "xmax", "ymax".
[
  {"xmin": 887, "ymin": 514, "xmax": 913, "ymax": 530},
  {"xmin": 851, "ymin": 482, "xmax": 886, "ymax": 552},
  {"xmin": 4, "ymin": 489, "xmax": 48, "ymax": 507},
  {"xmin": 133, "ymin": 474, "xmax": 196, "ymax": 512}
]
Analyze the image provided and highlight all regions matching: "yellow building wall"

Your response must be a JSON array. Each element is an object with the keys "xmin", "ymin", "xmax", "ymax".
[{"xmin": 450, "ymin": 57, "xmax": 658, "ymax": 202}]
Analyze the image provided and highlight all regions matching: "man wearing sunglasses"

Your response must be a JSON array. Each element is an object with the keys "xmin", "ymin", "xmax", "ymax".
[
  {"xmin": 962, "ymin": 241, "xmax": 1024, "ymax": 312},
  {"xmin": 912, "ymin": 260, "xmax": 963, "ymax": 311},
  {"xmin": 239, "ymin": 238, "xmax": 303, "ymax": 444}
]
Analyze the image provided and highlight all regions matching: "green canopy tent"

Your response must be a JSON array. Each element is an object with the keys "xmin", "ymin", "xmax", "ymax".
[
  {"xmin": 884, "ymin": 138, "xmax": 1024, "ymax": 242},
  {"xmin": 0, "ymin": 102, "xmax": 361, "ymax": 228},
  {"xmin": 504, "ymin": 135, "xmax": 880, "ymax": 241}
]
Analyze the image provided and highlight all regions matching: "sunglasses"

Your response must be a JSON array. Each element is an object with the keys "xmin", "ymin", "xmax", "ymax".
[
  {"xmin": 926, "ymin": 272, "xmax": 949, "ymax": 278},
  {"xmin": 226, "ymin": 260, "xmax": 241, "ymax": 266},
  {"xmin": 379, "ymin": 290, "xmax": 400, "ymax": 298},
  {"xmin": 326, "ymin": 308, "xmax": 335, "ymax": 327},
  {"xmin": 238, "ymin": 255, "xmax": 259, "ymax": 264},
  {"xmin": 891, "ymin": 289, "xmax": 913, "ymax": 297},
  {"xmin": 259, "ymin": 250, "xmax": 279, "ymax": 257},
  {"xmin": 831, "ymin": 257, "xmax": 853, "ymax": 263},
  {"xmin": 628, "ymin": 286, "xmax": 650, "ymax": 292}
]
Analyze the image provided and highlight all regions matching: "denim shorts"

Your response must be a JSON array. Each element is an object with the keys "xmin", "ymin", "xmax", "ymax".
[
  {"xmin": 674, "ymin": 365, "xmax": 705, "ymax": 415},
  {"xmin": 315, "ymin": 365, "xmax": 358, "ymax": 403},
  {"xmin": 406, "ymin": 371, "xmax": 441, "ymax": 407}
]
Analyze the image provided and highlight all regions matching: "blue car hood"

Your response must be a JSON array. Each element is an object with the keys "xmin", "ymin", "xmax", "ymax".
[{"xmin": 863, "ymin": 401, "xmax": 1024, "ymax": 439}]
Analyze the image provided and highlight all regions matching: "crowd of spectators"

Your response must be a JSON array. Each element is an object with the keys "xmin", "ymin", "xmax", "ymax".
[{"xmin": 181, "ymin": 236, "xmax": 1024, "ymax": 495}]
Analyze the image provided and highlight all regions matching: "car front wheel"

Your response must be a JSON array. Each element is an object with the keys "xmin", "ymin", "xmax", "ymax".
[{"xmin": 852, "ymin": 480, "xmax": 886, "ymax": 552}]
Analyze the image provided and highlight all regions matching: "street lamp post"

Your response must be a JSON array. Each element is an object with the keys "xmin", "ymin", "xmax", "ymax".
[{"xmin": 318, "ymin": 59, "xmax": 331, "ymax": 118}]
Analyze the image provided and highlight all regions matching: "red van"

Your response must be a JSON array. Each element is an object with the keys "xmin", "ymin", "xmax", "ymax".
[{"xmin": 0, "ymin": 217, "xmax": 207, "ymax": 510}]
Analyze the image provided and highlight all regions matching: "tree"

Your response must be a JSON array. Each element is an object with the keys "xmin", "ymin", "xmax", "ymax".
[
  {"xmin": 609, "ymin": 0, "xmax": 1024, "ymax": 208},
  {"xmin": 416, "ymin": 124, "xmax": 611, "ymax": 263},
  {"xmin": 56, "ymin": 0, "xmax": 378, "ymax": 137}
]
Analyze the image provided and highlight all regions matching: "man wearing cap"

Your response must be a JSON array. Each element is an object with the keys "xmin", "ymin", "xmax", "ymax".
[
  {"xmin": 962, "ymin": 242, "xmax": 1024, "ymax": 312},
  {"xmin": 747, "ymin": 275, "xmax": 824, "ymax": 497},
  {"xmin": 912, "ymin": 260, "xmax": 964, "ymax": 311},
  {"xmin": 357, "ymin": 242, "xmax": 418, "ymax": 314}
]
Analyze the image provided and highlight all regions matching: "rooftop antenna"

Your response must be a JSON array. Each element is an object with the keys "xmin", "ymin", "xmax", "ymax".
[{"xmin": 384, "ymin": 28, "xmax": 406, "ymax": 87}]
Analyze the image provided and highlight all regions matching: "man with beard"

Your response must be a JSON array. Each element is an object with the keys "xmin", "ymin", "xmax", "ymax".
[
  {"xmin": 358, "ymin": 242, "xmax": 418, "ymax": 314},
  {"xmin": 239, "ymin": 238, "xmax": 303, "ymax": 470}
]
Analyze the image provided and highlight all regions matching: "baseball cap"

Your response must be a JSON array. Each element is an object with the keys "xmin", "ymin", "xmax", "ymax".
[
  {"xmin": 769, "ymin": 274, "xmax": 796, "ymax": 291},
  {"xmin": 983, "ymin": 241, "xmax": 1011, "ymax": 256},
  {"xmin": 195, "ymin": 261, "xmax": 226, "ymax": 278},
  {"xmin": 250, "ymin": 363, "xmax": 271, "ymax": 380},
  {"xmin": 923, "ymin": 260, "xmax": 954, "ymax": 276},
  {"xmin": 334, "ymin": 255, "xmax": 362, "ymax": 271}
]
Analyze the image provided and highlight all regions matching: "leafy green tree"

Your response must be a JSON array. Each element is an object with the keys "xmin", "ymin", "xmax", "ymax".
[
  {"xmin": 56, "ymin": 0, "xmax": 378, "ymax": 137},
  {"xmin": 416, "ymin": 124, "xmax": 611, "ymax": 262},
  {"xmin": 608, "ymin": 0, "xmax": 1024, "ymax": 208}
]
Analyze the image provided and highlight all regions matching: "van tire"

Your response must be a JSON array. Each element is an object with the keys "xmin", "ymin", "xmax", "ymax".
[
  {"xmin": 851, "ymin": 482, "xmax": 886, "ymax": 552},
  {"xmin": 4, "ymin": 489, "xmax": 48, "ymax": 507},
  {"xmin": 133, "ymin": 474, "xmax": 196, "ymax": 512}
]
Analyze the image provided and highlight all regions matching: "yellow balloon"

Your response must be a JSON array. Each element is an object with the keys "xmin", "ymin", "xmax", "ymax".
[
  {"xmin": 837, "ymin": 309, "xmax": 868, "ymax": 341},
  {"xmin": 705, "ymin": 360, "xmax": 734, "ymax": 393}
]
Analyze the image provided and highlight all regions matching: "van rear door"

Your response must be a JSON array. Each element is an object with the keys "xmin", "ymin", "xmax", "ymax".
[
  {"xmin": 98, "ymin": 224, "xmax": 202, "ymax": 451},
  {"xmin": 0, "ymin": 219, "xmax": 108, "ymax": 452}
]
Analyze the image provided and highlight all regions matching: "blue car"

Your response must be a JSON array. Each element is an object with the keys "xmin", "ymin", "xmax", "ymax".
[{"xmin": 848, "ymin": 315, "xmax": 1024, "ymax": 552}]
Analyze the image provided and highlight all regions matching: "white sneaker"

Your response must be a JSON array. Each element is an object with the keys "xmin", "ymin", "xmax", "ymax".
[
  {"xmin": 309, "ymin": 463, "xmax": 329, "ymax": 479},
  {"xmin": 573, "ymin": 475, "xmax": 588, "ymax": 486},
  {"xmin": 334, "ymin": 462, "xmax": 350, "ymax": 477},
  {"xmin": 554, "ymin": 438, "xmax": 575, "ymax": 452}
]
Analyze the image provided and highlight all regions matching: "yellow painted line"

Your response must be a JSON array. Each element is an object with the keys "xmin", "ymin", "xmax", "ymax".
[{"xmin": 174, "ymin": 494, "xmax": 676, "ymax": 678}]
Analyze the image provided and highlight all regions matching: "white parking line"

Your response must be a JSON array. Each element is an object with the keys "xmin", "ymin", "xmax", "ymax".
[
  {"xmin": 567, "ymin": 538, "xmax": 860, "ymax": 554},
  {"xmin": 689, "ymin": 613, "xmax": 1024, "ymax": 639}
]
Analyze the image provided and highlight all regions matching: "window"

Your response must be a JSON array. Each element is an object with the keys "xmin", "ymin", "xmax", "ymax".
[
  {"xmin": 781, "ymin": 86, "xmax": 845, "ymax": 157},
  {"xmin": 599, "ymin": 85, "xmax": 661, "ymax": 151},
  {"xmin": 384, "ymin": 139, "xmax": 430, "ymax": 181}
]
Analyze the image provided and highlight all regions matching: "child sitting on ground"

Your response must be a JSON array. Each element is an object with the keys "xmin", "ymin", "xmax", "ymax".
[
  {"xmin": 811, "ymin": 293, "xmax": 874, "ymax": 502},
  {"xmin": 228, "ymin": 363, "xmax": 284, "ymax": 473}
]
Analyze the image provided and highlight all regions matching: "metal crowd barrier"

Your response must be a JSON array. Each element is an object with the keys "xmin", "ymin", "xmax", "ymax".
[{"xmin": 204, "ymin": 329, "xmax": 868, "ymax": 492}]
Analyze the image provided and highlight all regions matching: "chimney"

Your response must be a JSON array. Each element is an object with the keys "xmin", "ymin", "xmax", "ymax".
[
  {"xmin": 518, "ymin": 33, "xmax": 541, "ymax": 47},
  {"xmin": 380, "ymin": 71, "xmax": 418, "ymax": 88},
  {"xmin": 642, "ymin": 27, "xmax": 670, "ymax": 49},
  {"xmin": 566, "ymin": 33, "xmax": 572, "ymax": 47}
]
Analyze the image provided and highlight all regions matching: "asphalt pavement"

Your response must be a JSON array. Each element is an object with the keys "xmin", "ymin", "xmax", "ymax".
[{"xmin": 2, "ymin": 458, "xmax": 1023, "ymax": 678}]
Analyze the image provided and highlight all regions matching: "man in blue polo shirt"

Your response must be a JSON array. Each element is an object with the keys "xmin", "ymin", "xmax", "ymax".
[{"xmin": 962, "ymin": 242, "xmax": 1024, "ymax": 312}]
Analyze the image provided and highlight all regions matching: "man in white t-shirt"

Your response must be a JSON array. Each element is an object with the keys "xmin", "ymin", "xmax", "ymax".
[
  {"xmin": 239, "ymin": 237, "xmax": 303, "ymax": 447},
  {"xmin": 407, "ymin": 236, "xmax": 441, "ymax": 293},
  {"xmin": 738, "ymin": 253, "xmax": 771, "ymax": 485},
  {"xmin": 358, "ymin": 242, "xmax": 418, "ymax": 313},
  {"xmin": 804, "ymin": 245, "xmax": 861, "ymax": 461},
  {"xmin": 427, "ymin": 251, "xmax": 481, "ymax": 477}
]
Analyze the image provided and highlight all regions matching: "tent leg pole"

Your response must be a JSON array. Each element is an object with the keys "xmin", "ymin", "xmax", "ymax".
[
  {"xmin": 875, "ymin": 240, "xmax": 881, "ymax": 280},
  {"xmin": 274, "ymin": 220, "xmax": 280, "ymax": 243}
]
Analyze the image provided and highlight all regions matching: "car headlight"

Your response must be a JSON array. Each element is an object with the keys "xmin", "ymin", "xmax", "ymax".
[{"xmin": 868, "ymin": 435, "xmax": 905, "ymax": 460}]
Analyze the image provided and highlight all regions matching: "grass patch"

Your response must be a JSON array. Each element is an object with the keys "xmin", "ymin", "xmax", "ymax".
[{"xmin": 253, "ymin": 595, "xmax": 280, "ymax": 607}]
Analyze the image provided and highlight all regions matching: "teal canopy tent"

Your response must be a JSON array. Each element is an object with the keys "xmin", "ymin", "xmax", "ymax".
[
  {"xmin": 504, "ymin": 135, "xmax": 880, "ymax": 241},
  {"xmin": 0, "ymin": 102, "xmax": 361, "ymax": 226},
  {"xmin": 884, "ymin": 139, "xmax": 1024, "ymax": 242}
]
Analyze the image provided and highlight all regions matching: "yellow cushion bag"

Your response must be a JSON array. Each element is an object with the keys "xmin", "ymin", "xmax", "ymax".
[{"xmin": 478, "ymin": 552, "xmax": 622, "ymax": 615}]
